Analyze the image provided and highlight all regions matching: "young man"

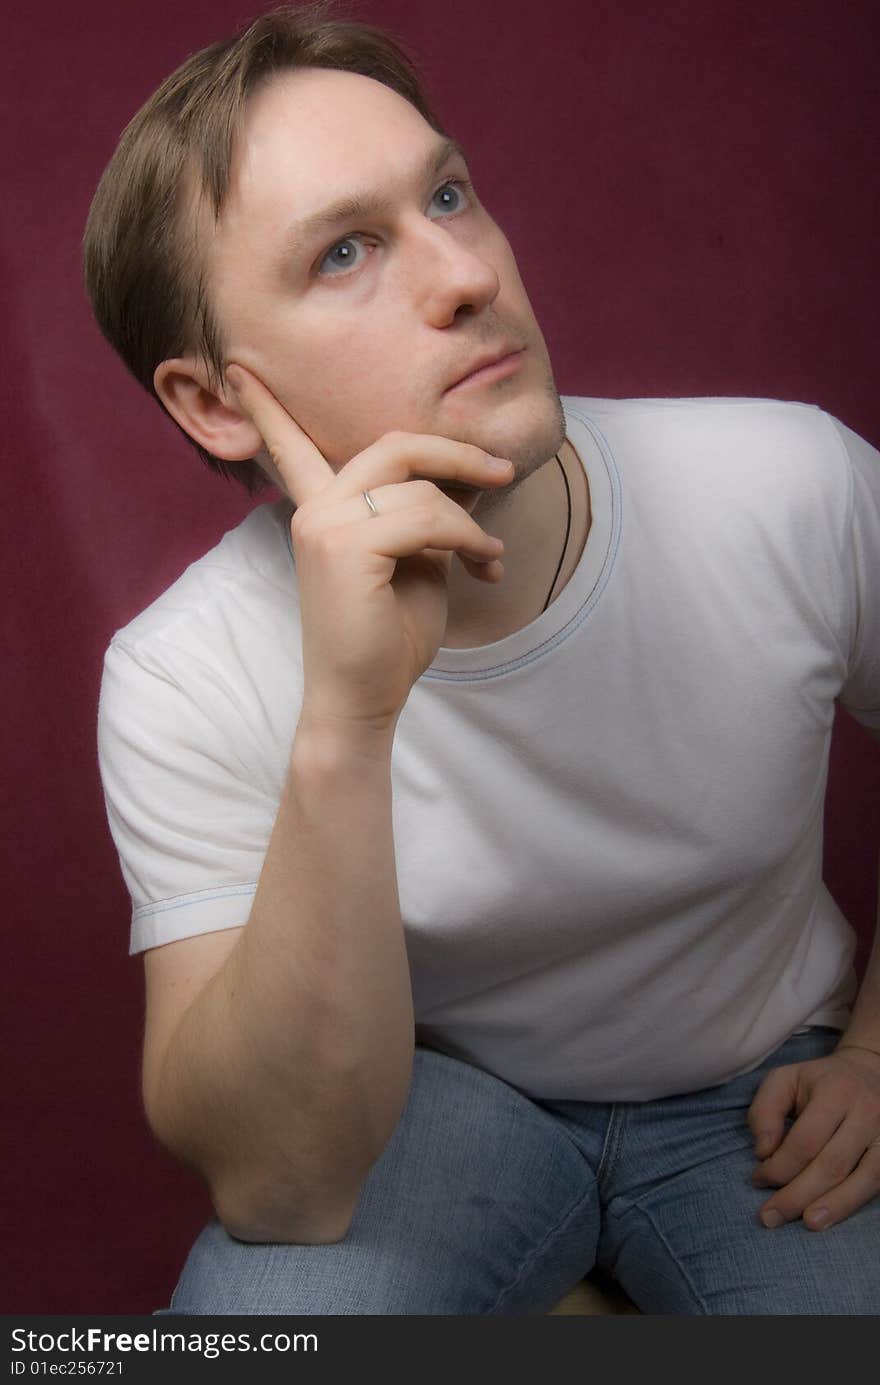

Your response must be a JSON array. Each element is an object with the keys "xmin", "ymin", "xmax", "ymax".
[{"xmin": 85, "ymin": 4, "xmax": 880, "ymax": 1314}]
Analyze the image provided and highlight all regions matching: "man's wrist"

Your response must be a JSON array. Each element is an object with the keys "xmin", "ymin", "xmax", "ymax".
[
  {"xmin": 293, "ymin": 709, "xmax": 397, "ymax": 773},
  {"xmin": 835, "ymin": 1039, "xmax": 880, "ymax": 1062}
]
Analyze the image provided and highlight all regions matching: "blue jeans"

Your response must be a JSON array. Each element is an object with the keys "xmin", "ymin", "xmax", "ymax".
[{"xmin": 158, "ymin": 1027, "xmax": 880, "ymax": 1314}]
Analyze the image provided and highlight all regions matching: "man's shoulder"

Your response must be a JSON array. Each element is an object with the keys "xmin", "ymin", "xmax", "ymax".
[
  {"xmin": 107, "ymin": 498, "xmax": 295, "ymax": 663},
  {"xmin": 562, "ymin": 394, "xmax": 846, "ymax": 480},
  {"xmin": 562, "ymin": 392, "xmax": 829, "ymax": 431}
]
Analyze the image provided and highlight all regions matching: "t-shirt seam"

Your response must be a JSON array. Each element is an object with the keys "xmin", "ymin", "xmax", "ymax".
[
  {"xmin": 108, "ymin": 509, "xmax": 294, "ymax": 653},
  {"xmin": 132, "ymin": 882, "xmax": 258, "ymax": 921},
  {"xmin": 103, "ymin": 639, "xmax": 260, "ymax": 786}
]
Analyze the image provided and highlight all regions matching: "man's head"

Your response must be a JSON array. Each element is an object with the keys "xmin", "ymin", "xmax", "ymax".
[{"xmin": 83, "ymin": 2, "xmax": 565, "ymax": 495}]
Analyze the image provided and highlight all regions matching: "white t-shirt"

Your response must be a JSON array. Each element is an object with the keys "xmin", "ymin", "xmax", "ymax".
[{"xmin": 98, "ymin": 397, "xmax": 880, "ymax": 1100}]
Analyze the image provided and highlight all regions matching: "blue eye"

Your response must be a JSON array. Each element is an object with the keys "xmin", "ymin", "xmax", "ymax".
[
  {"xmin": 316, "ymin": 179, "xmax": 473, "ymax": 279},
  {"xmin": 318, "ymin": 237, "xmax": 369, "ymax": 278},
  {"xmin": 429, "ymin": 180, "xmax": 470, "ymax": 216}
]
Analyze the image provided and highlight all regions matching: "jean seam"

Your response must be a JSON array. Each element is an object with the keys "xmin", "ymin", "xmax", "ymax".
[
  {"xmin": 604, "ymin": 1199, "xmax": 709, "ymax": 1315},
  {"xmin": 479, "ymin": 1094, "xmax": 599, "ymax": 1314},
  {"xmin": 595, "ymin": 1102, "xmax": 627, "ymax": 1187},
  {"xmin": 600, "ymin": 1134, "xmax": 763, "ymax": 1313},
  {"xmin": 485, "ymin": 1175, "xmax": 599, "ymax": 1314}
]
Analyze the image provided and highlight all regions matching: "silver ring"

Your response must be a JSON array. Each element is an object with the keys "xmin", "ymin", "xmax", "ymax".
[{"xmin": 362, "ymin": 489, "xmax": 379, "ymax": 517}]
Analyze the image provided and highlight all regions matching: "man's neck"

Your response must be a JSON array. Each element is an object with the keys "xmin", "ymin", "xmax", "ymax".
[{"xmin": 442, "ymin": 437, "xmax": 590, "ymax": 649}]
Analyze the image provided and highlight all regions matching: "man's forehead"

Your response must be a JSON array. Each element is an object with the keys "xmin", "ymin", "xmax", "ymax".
[
  {"xmin": 215, "ymin": 66, "xmax": 462, "ymax": 262},
  {"xmin": 235, "ymin": 67, "xmax": 438, "ymax": 192}
]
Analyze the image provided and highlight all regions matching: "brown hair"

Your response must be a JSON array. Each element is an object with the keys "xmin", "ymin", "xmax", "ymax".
[{"xmin": 82, "ymin": 1, "xmax": 443, "ymax": 493}]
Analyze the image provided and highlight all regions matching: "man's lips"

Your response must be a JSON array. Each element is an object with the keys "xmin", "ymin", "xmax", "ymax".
[{"xmin": 445, "ymin": 347, "xmax": 526, "ymax": 393}]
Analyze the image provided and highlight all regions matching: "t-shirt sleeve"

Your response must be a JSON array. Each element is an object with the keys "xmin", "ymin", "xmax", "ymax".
[
  {"xmin": 98, "ymin": 636, "xmax": 279, "ymax": 954},
  {"xmin": 828, "ymin": 413, "xmax": 880, "ymax": 732}
]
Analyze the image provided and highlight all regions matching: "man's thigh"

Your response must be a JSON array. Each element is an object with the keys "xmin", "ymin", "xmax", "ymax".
[
  {"xmin": 599, "ymin": 1028, "xmax": 880, "ymax": 1314},
  {"xmin": 163, "ymin": 1046, "xmax": 601, "ymax": 1315}
]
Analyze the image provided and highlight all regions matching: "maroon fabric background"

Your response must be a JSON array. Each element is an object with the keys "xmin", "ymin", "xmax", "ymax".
[{"xmin": 3, "ymin": 0, "xmax": 878, "ymax": 1312}]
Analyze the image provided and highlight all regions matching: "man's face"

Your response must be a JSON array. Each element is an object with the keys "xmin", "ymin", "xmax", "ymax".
[{"xmin": 206, "ymin": 67, "xmax": 565, "ymax": 479}]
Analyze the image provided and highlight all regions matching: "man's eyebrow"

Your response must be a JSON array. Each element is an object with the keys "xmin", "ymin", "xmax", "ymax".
[{"xmin": 279, "ymin": 136, "xmax": 468, "ymax": 258}]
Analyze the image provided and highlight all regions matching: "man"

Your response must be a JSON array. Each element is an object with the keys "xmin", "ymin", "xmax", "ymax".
[{"xmin": 85, "ymin": 3, "xmax": 880, "ymax": 1314}]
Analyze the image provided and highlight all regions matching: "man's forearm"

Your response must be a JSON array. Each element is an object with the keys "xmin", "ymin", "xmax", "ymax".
[
  {"xmin": 145, "ymin": 719, "xmax": 414, "ymax": 1242},
  {"xmin": 837, "ymin": 846, "xmax": 880, "ymax": 1058}
]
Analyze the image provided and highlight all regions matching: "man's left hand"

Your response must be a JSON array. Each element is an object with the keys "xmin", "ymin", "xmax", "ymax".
[{"xmin": 747, "ymin": 1043, "xmax": 880, "ymax": 1230}]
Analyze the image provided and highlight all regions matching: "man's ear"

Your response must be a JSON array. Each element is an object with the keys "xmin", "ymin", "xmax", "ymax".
[{"xmin": 153, "ymin": 356, "xmax": 264, "ymax": 462}]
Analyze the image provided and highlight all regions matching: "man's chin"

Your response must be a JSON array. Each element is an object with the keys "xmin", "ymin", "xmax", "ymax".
[{"xmin": 444, "ymin": 381, "xmax": 567, "ymax": 478}]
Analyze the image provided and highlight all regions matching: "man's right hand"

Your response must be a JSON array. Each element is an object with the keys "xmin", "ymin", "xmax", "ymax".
[{"xmin": 226, "ymin": 364, "xmax": 513, "ymax": 736}]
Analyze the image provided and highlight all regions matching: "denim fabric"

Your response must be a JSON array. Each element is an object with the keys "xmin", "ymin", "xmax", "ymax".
[{"xmin": 156, "ymin": 1027, "xmax": 880, "ymax": 1315}]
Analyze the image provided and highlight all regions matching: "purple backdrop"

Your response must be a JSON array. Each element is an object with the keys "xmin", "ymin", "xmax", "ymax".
[{"xmin": 2, "ymin": 0, "xmax": 878, "ymax": 1312}]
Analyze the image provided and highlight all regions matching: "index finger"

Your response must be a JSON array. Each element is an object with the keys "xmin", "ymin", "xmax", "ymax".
[
  {"xmin": 747, "ymin": 1064, "xmax": 798, "ymax": 1157},
  {"xmin": 225, "ymin": 363, "xmax": 333, "ymax": 504}
]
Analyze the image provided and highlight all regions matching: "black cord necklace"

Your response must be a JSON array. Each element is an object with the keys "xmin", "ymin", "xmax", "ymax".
[{"xmin": 541, "ymin": 452, "xmax": 572, "ymax": 613}]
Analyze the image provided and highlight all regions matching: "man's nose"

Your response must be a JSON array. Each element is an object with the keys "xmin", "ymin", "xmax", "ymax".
[{"xmin": 408, "ymin": 220, "xmax": 501, "ymax": 327}]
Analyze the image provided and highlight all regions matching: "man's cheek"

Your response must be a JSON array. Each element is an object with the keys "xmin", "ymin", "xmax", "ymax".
[{"xmin": 295, "ymin": 388, "xmax": 389, "ymax": 464}]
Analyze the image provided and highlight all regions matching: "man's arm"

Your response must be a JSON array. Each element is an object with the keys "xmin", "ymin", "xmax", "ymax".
[
  {"xmin": 836, "ymin": 837, "xmax": 880, "ymax": 1060},
  {"xmin": 139, "ymin": 366, "xmax": 512, "ymax": 1243},
  {"xmin": 748, "ymin": 725, "xmax": 880, "ymax": 1232},
  {"xmin": 142, "ymin": 719, "xmax": 409, "ymax": 1244}
]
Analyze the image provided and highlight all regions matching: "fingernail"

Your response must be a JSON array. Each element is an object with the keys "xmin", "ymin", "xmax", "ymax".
[
  {"xmin": 761, "ymin": 1209, "xmax": 784, "ymax": 1229},
  {"xmin": 807, "ymin": 1207, "xmax": 830, "ymax": 1229},
  {"xmin": 225, "ymin": 365, "xmax": 243, "ymax": 392},
  {"xmin": 488, "ymin": 457, "xmax": 513, "ymax": 474}
]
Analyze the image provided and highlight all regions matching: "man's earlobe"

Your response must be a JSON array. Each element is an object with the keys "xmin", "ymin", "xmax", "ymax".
[{"xmin": 153, "ymin": 357, "xmax": 264, "ymax": 462}]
